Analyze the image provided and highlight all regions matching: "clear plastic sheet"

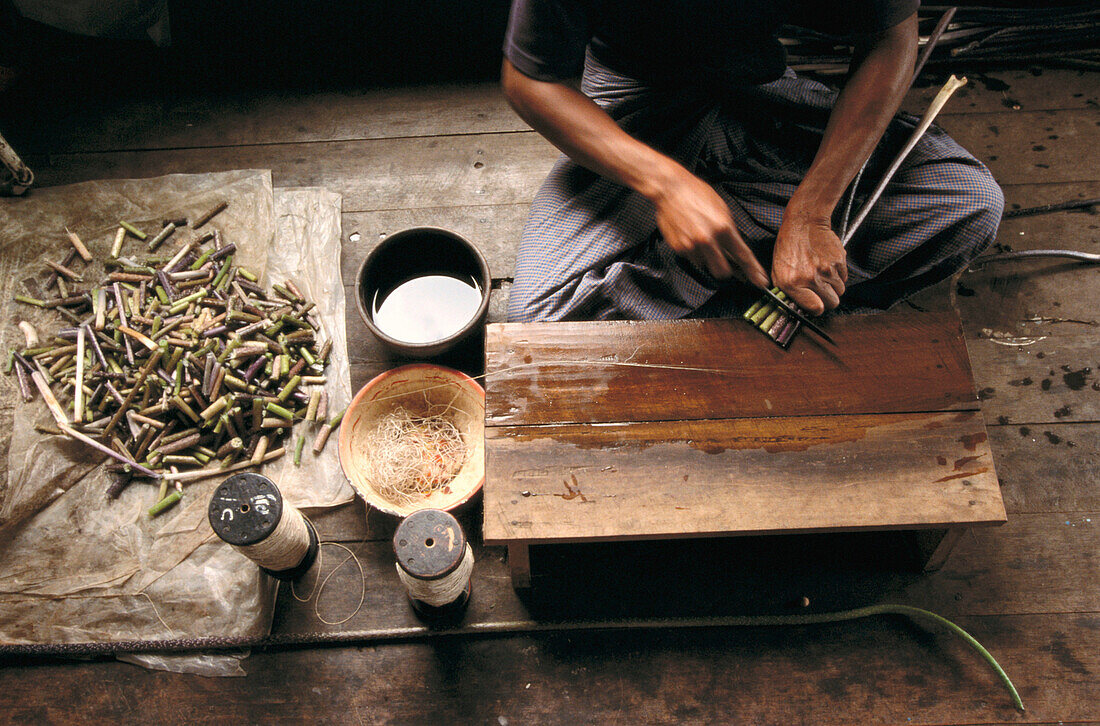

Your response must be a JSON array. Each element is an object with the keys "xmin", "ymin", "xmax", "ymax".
[{"xmin": 0, "ymin": 172, "xmax": 354, "ymax": 675}]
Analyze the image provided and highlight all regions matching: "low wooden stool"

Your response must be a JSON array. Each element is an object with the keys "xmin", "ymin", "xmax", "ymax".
[{"xmin": 482, "ymin": 310, "xmax": 1006, "ymax": 588}]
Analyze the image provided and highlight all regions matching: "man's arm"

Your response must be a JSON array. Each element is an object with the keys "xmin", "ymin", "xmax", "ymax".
[
  {"xmin": 501, "ymin": 59, "xmax": 771, "ymax": 289},
  {"xmin": 772, "ymin": 12, "xmax": 918, "ymax": 314}
]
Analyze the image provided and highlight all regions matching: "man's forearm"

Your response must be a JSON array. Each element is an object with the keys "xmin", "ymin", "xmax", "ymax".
[
  {"xmin": 500, "ymin": 59, "xmax": 684, "ymax": 203},
  {"xmin": 501, "ymin": 59, "xmax": 770, "ymax": 285},
  {"xmin": 786, "ymin": 13, "xmax": 918, "ymax": 225}
]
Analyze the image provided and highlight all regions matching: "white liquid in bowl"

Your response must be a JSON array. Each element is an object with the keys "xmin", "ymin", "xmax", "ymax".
[{"xmin": 371, "ymin": 274, "xmax": 483, "ymax": 344}]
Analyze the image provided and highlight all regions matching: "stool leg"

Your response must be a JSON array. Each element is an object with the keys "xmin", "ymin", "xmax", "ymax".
[
  {"xmin": 919, "ymin": 527, "xmax": 966, "ymax": 571},
  {"xmin": 508, "ymin": 543, "xmax": 532, "ymax": 589}
]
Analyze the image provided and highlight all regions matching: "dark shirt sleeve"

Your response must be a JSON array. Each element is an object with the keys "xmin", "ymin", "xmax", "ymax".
[
  {"xmin": 503, "ymin": 0, "xmax": 591, "ymax": 81},
  {"xmin": 792, "ymin": 0, "xmax": 919, "ymax": 37}
]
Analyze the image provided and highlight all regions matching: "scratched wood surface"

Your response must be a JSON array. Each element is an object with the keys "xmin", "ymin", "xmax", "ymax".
[
  {"xmin": 484, "ymin": 311, "xmax": 977, "ymax": 426},
  {"xmin": 484, "ymin": 411, "xmax": 1005, "ymax": 545}
]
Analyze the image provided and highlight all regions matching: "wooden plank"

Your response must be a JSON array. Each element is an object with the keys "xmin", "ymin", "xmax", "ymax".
[
  {"xmin": 991, "ymin": 423, "xmax": 1100, "ymax": 514},
  {"xmin": 939, "ymin": 109, "xmax": 1100, "ymax": 186},
  {"xmin": 484, "ymin": 411, "xmax": 1005, "ymax": 545},
  {"xmin": 14, "ymin": 68, "xmax": 1096, "ymax": 155},
  {"xmin": 965, "ymin": 336, "xmax": 1100, "ymax": 425},
  {"xmin": 903, "ymin": 69, "xmax": 1100, "ymax": 116},
  {"xmin": 3, "ymin": 613, "xmax": 1097, "ymax": 724},
  {"xmin": 11, "ymin": 84, "xmax": 525, "ymax": 154},
  {"xmin": 31, "ymin": 132, "xmax": 560, "ymax": 213},
  {"xmin": 340, "ymin": 204, "xmax": 528, "ymax": 286},
  {"xmin": 485, "ymin": 312, "xmax": 978, "ymax": 426},
  {"xmin": 955, "ymin": 180, "xmax": 1100, "ymax": 339}
]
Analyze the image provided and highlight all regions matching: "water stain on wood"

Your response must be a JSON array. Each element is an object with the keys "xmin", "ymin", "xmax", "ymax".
[
  {"xmin": 954, "ymin": 454, "xmax": 985, "ymax": 470},
  {"xmin": 1053, "ymin": 405, "xmax": 1073, "ymax": 419},
  {"xmin": 1062, "ymin": 367, "xmax": 1091, "ymax": 391},
  {"xmin": 557, "ymin": 474, "xmax": 588, "ymax": 503},
  {"xmin": 937, "ymin": 456, "xmax": 948, "ymax": 466},
  {"xmin": 1008, "ymin": 377, "xmax": 1032, "ymax": 387},
  {"xmin": 1044, "ymin": 431, "xmax": 1063, "ymax": 445},
  {"xmin": 959, "ymin": 432, "xmax": 988, "ymax": 451},
  {"xmin": 935, "ymin": 469, "xmax": 988, "ymax": 483}
]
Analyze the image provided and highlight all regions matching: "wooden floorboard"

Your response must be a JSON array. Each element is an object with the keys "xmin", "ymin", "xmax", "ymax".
[
  {"xmin": 3, "ymin": 612, "xmax": 1097, "ymax": 725},
  {"xmin": 30, "ymin": 131, "xmax": 558, "ymax": 213},
  {"xmin": 7, "ymin": 84, "xmax": 527, "ymax": 154},
  {"xmin": 965, "ymin": 337, "xmax": 1099, "ymax": 425},
  {"xmin": 902, "ymin": 69, "xmax": 1100, "ymax": 116},
  {"xmin": 6, "ymin": 68, "xmax": 1094, "ymax": 157}
]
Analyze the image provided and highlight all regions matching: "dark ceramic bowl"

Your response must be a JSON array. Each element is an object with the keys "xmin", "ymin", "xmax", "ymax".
[{"xmin": 355, "ymin": 227, "xmax": 491, "ymax": 358}]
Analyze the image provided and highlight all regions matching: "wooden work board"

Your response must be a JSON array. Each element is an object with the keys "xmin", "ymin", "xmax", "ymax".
[{"xmin": 483, "ymin": 310, "xmax": 1007, "ymax": 587}]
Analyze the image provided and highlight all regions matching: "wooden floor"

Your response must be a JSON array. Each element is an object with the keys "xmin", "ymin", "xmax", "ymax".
[{"xmin": 1, "ymin": 58, "xmax": 1099, "ymax": 724}]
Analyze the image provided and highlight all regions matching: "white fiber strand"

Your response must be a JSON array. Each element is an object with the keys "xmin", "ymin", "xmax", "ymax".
[
  {"xmin": 237, "ymin": 503, "xmax": 311, "ymax": 571},
  {"xmin": 396, "ymin": 543, "xmax": 474, "ymax": 608}
]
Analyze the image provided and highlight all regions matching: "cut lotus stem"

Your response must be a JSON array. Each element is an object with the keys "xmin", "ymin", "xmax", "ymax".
[
  {"xmin": 64, "ymin": 228, "xmax": 93, "ymax": 262},
  {"xmin": 250, "ymin": 435, "xmax": 269, "ymax": 465},
  {"xmin": 110, "ymin": 227, "xmax": 127, "ymax": 258},
  {"xmin": 44, "ymin": 259, "xmax": 83, "ymax": 282},
  {"xmin": 15, "ymin": 295, "xmax": 45, "ymax": 308},
  {"xmin": 14, "ymin": 362, "xmax": 33, "ymax": 402},
  {"xmin": 265, "ymin": 402, "xmax": 295, "ymax": 420},
  {"xmin": 165, "ymin": 447, "xmax": 285, "ymax": 483},
  {"xmin": 74, "ymin": 327, "xmax": 86, "ymax": 423},
  {"xmin": 147, "ymin": 222, "xmax": 177, "ymax": 252},
  {"xmin": 193, "ymin": 201, "xmax": 228, "ymax": 230},
  {"xmin": 305, "ymin": 389, "xmax": 321, "ymax": 422},
  {"xmin": 119, "ymin": 326, "xmax": 159, "ymax": 351},
  {"xmin": 18, "ymin": 321, "xmax": 39, "ymax": 348},
  {"xmin": 276, "ymin": 374, "xmax": 301, "ymax": 403},
  {"xmin": 148, "ymin": 491, "xmax": 182, "ymax": 517},
  {"xmin": 293, "ymin": 435, "xmax": 305, "ymax": 466},
  {"xmin": 119, "ymin": 220, "xmax": 147, "ymax": 240}
]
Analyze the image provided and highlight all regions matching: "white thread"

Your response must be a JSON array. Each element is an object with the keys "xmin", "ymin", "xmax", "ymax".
[
  {"xmin": 396, "ymin": 543, "xmax": 474, "ymax": 608},
  {"xmin": 236, "ymin": 502, "xmax": 311, "ymax": 571}
]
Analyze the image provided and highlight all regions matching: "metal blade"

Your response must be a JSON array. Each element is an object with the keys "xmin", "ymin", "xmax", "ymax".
[{"xmin": 759, "ymin": 288, "xmax": 836, "ymax": 345}]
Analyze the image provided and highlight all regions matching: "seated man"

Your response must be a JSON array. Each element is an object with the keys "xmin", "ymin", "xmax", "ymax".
[{"xmin": 501, "ymin": 0, "xmax": 1003, "ymax": 322}]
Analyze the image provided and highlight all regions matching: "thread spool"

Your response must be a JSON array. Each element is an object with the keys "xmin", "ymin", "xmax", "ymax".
[
  {"xmin": 208, "ymin": 472, "xmax": 318, "ymax": 581},
  {"xmin": 393, "ymin": 509, "xmax": 473, "ymax": 621}
]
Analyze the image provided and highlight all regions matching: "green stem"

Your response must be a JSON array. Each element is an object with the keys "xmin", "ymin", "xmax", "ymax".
[{"xmin": 707, "ymin": 604, "xmax": 1024, "ymax": 711}]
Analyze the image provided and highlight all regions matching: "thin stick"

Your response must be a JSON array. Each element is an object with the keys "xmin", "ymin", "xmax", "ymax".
[
  {"xmin": 1003, "ymin": 196, "xmax": 1100, "ymax": 219},
  {"xmin": 64, "ymin": 227, "xmax": 94, "ymax": 262},
  {"xmin": 164, "ymin": 447, "xmax": 285, "ymax": 483},
  {"xmin": 842, "ymin": 75, "xmax": 968, "ymax": 246},
  {"xmin": 74, "ymin": 327, "xmax": 85, "ymax": 423},
  {"xmin": 912, "ymin": 7, "xmax": 957, "ymax": 81},
  {"xmin": 193, "ymin": 201, "xmax": 228, "ymax": 229},
  {"xmin": 110, "ymin": 227, "xmax": 127, "ymax": 258}
]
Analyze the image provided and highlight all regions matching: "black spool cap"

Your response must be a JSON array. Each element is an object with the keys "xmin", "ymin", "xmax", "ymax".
[
  {"xmin": 208, "ymin": 472, "xmax": 319, "ymax": 581},
  {"xmin": 393, "ymin": 508, "xmax": 467, "ymax": 580}
]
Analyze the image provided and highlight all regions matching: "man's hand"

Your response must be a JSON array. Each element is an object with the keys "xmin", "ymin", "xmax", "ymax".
[
  {"xmin": 772, "ymin": 213, "xmax": 847, "ymax": 315},
  {"xmin": 651, "ymin": 168, "xmax": 771, "ymax": 288}
]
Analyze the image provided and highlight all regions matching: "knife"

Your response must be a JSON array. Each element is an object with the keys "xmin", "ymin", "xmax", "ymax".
[{"xmin": 758, "ymin": 287, "xmax": 836, "ymax": 345}]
